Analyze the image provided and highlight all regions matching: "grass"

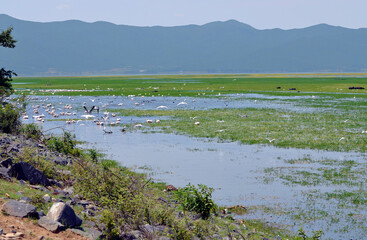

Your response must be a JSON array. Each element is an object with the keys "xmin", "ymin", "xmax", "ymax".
[
  {"xmin": 110, "ymin": 107, "xmax": 367, "ymax": 152},
  {"xmin": 12, "ymin": 73, "xmax": 367, "ymax": 97}
]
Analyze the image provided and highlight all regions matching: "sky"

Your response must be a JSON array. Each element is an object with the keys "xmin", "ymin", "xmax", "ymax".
[{"xmin": 1, "ymin": 0, "xmax": 367, "ymax": 29}]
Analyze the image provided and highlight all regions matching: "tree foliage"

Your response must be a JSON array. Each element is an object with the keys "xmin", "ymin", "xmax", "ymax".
[
  {"xmin": 0, "ymin": 27, "xmax": 16, "ymax": 48},
  {"xmin": 0, "ymin": 27, "xmax": 17, "ymax": 98}
]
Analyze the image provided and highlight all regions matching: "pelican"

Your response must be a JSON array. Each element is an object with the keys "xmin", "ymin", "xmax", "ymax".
[
  {"xmin": 156, "ymin": 106, "xmax": 168, "ymax": 109},
  {"xmin": 146, "ymin": 119, "xmax": 153, "ymax": 123},
  {"xmin": 155, "ymin": 119, "xmax": 161, "ymax": 123}
]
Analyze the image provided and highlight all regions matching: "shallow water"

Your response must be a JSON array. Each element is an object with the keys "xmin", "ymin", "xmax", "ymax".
[{"xmin": 20, "ymin": 94, "xmax": 367, "ymax": 239}]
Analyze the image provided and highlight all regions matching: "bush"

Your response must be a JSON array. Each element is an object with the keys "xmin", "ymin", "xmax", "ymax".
[
  {"xmin": 46, "ymin": 131, "xmax": 81, "ymax": 156},
  {"xmin": 0, "ymin": 103, "xmax": 20, "ymax": 134},
  {"xmin": 22, "ymin": 123, "xmax": 43, "ymax": 141},
  {"xmin": 72, "ymin": 158, "xmax": 150, "ymax": 236},
  {"xmin": 174, "ymin": 184, "xmax": 217, "ymax": 219}
]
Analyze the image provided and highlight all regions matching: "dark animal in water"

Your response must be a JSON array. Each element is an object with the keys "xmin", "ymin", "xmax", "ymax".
[
  {"xmin": 349, "ymin": 86, "xmax": 365, "ymax": 90},
  {"xmin": 276, "ymin": 86, "xmax": 281, "ymax": 89},
  {"xmin": 103, "ymin": 129, "xmax": 112, "ymax": 134},
  {"xmin": 289, "ymin": 88, "xmax": 296, "ymax": 90}
]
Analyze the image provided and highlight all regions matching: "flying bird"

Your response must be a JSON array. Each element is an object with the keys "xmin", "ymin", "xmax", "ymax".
[{"xmin": 83, "ymin": 105, "xmax": 96, "ymax": 114}]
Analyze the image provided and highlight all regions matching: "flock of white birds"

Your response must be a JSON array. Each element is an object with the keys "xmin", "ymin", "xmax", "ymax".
[{"xmin": 22, "ymin": 95, "xmax": 203, "ymax": 132}]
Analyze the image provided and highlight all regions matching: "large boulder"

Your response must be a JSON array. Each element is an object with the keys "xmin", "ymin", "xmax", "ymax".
[
  {"xmin": 46, "ymin": 202, "xmax": 82, "ymax": 228},
  {"xmin": 38, "ymin": 216, "xmax": 65, "ymax": 233},
  {"xmin": 1, "ymin": 200, "xmax": 38, "ymax": 218},
  {"xmin": 8, "ymin": 161, "xmax": 51, "ymax": 186}
]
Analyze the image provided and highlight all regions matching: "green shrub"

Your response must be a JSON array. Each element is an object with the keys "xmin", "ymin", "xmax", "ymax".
[
  {"xmin": 72, "ymin": 158, "xmax": 150, "ymax": 234},
  {"xmin": 0, "ymin": 103, "xmax": 20, "ymax": 133},
  {"xmin": 174, "ymin": 184, "xmax": 217, "ymax": 219},
  {"xmin": 46, "ymin": 131, "xmax": 81, "ymax": 156},
  {"xmin": 296, "ymin": 227, "xmax": 323, "ymax": 240},
  {"xmin": 22, "ymin": 123, "xmax": 43, "ymax": 141}
]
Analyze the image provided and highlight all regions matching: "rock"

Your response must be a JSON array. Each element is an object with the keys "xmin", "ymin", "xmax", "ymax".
[
  {"xmin": 121, "ymin": 231, "xmax": 141, "ymax": 240},
  {"xmin": 53, "ymin": 156, "xmax": 68, "ymax": 166},
  {"xmin": 141, "ymin": 224, "xmax": 171, "ymax": 235},
  {"xmin": 63, "ymin": 186, "xmax": 74, "ymax": 196},
  {"xmin": 84, "ymin": 227, "xmax": 103, "ymax": 240},
  {"xmin": 0, "ymin": 158, "xmax": 13, "ymax": 168},
  {"xmin": 37, "ymin": 211, "xmax": 45, "ymax": 217},
  {"xmin": 38, "ymin": 216, "xmax": 65, "ymax": 233},
  {"xmin": 0, "ymin": 167, "xmax": 11, "ymax": 181},
  {"xmin": 9, "ymin": 162, "xmax": 51, "ymax": 186},
  {"xmin": 3, "ymin": 232, "xmax": 24, "ymax": 239},
  {"xmin": 77, "ymin": 200, "xmax": 90, "ymax": 207},
  {"xmin": 47, "ymin": 202, "xmax": 82, "ymax": 228},
  {"xmin": 20, "ymin": 196, "xmax": 32, "ymax": 203},
  {"xmin": 43, "ymin": 194, "xmax": 51, "ymax": 202},
  {"xmin": 68, "ymin": 228, "xmax": 103, "ymax": 240},
  {"xmin": 1, "ymin": 200, "xmax": 38, "ymax": 218}
]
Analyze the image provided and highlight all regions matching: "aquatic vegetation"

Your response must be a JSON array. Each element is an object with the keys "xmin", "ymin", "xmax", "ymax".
[
  {"xmin": 12, "ymin": 73, "xmax": 367, "ymax": 97},
  {"xmin": 111, "ymin": 107, "xmax": 367, "ymax": 152}
]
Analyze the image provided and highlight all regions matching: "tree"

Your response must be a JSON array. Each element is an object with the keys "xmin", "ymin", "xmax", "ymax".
[{"xmin": 0, "ymin": 27, "xmax": 17, "ymax": 98}]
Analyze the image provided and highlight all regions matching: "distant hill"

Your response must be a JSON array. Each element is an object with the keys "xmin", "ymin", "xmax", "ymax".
[{"xmin": 1, "ymin": 14, "xmax": 367, "ymax": 76}]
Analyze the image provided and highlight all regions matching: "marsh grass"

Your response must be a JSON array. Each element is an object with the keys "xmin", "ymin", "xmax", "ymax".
[
  {"xmin": 111, "ymin": 107, "xmax": 367, "ymax": 152},
  {"xmin": 13, "ymin": 74, "xmax": 367, "ymax": 97}
]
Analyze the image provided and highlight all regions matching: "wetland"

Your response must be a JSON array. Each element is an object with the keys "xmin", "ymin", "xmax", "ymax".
[{"xmin": 12, "ymin": 73, "xmax": 367, "ymax": 239}]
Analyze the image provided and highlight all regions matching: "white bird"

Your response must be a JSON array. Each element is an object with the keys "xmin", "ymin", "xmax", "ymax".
[
  {"xmin": 266, "ymin": 138, "xmax": 276, "ymax": 143},
  {"xmin": 135, "ymin": 102, "xmax": 140, "ymax": 106},
  {"xmin": 216, "ymin": 120, "xmax": 225, "ymax": 123},
  {"xmin": 194, "ymin": 121, "xmax": 200, "ymax": 125},
  {"xmin": 155, "ymin": 119, "xmax": 161, "ymax": 123},
  {"xmin": 156, "ymin": 106, "xmax": 168, "ymax": 109},
  {"xmin": 339, "ymin": 137, "xmax": 345, "ymax": 141},
  {"xmin": 177, "ymin": 102, "xmax": 188, "ymax": 106},
  {"xmin": 134, "ymin": 124, "xmax": 143, "ymax": 128},
  {"xmin": 343, "ymin": 119, "xmax": 349, "ymax": 123},
  {"xmin": 146, "ymin": 119, "xmax": 153, "ymax": 123}
]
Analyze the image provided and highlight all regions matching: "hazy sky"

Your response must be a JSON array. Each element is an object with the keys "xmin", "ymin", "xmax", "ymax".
[{"xmin": 1, "ymin": 0, "xmax": 367, "ymax": 29}]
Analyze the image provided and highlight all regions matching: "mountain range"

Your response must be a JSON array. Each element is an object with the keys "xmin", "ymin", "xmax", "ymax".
[{"xmin": 0, "ymin": 14, "xmax": 367, "ymax": 76}]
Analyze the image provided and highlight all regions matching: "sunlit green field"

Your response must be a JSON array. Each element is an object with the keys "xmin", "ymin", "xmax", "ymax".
[
  {"xmin": 110, "ymin": 108, "xmax": 367, "ymax": 152},
  {"xmin": 13, "ymin": 73, "xmax": 367, "ymax": 97}
]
